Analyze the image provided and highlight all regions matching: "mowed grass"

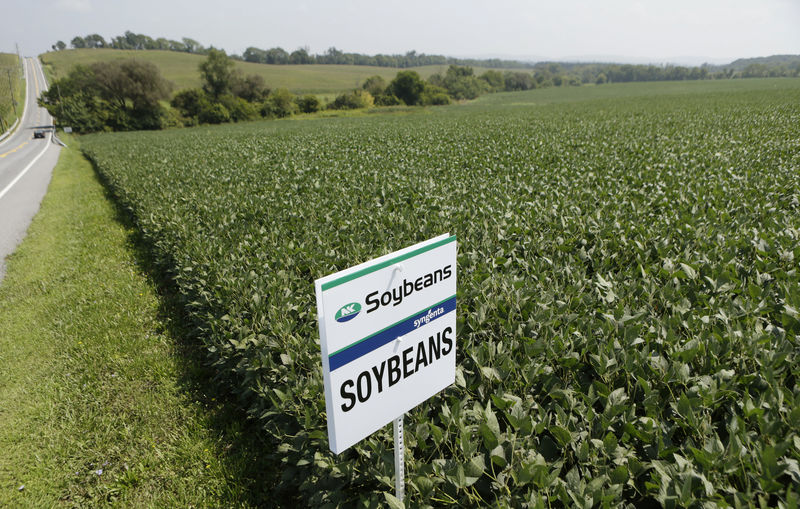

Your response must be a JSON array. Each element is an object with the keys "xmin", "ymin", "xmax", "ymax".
[
  {"xmin": 40, "ymin": 48, "xmax": 493, "ymax": 95},
  {"xmin": 0, "ymin": 137, "xmax": 279, "ymax": 507},
  {"xmin": 0, "ymin": 53, "xmax": 24, "ymax": 129}
]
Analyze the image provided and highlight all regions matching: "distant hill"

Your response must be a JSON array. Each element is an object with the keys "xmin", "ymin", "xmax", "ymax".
[
  {"xmin": 724, "ymin": 54, "xmax": 800, "ymax": 70},
  {"xmin": 39, "ymin": 49, "xmax": 501, "ymax": 96},
  {"xmin": 40, "ymin": 49, "xmax": 800, "ymax": 101}
]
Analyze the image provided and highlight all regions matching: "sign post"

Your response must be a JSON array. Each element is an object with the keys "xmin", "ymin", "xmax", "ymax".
[
  {"xmin": 315, "ymin": 234, "xmax": 457, "ymax": 499},
  {"xmin": 394, "ymin": 415, "xmax": 405, "ymax": 501}
]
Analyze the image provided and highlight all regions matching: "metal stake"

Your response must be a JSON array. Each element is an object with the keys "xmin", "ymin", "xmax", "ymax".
[{"xmin": 393, "ymin": 414, "xmax": 405, "ymax": 502}]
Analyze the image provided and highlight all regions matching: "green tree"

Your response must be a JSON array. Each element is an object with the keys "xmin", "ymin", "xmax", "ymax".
[
  {"xmin": 198, "ymin": 102, "xmax": 230, "ymax": 124},
  {"xmin": 289, "ymin": 48, "xmax": 312, "ymax": 64},
  {"xmin": 295, "ymin": 95, "xmax": 321, "ymax": 113},
  {"xmin": 52, "ymin": 40, "xmax": 67, "ymax": 51},
  {"xmin": 71, "ymin": 36, "xmax": 86, "ymax": 49},
  {"xmin": 439, "ymin": 65, "xmax": 487, "ymax": 100},
  {"xmin": 420, "ymin": 84, "xmax": 450, "ymax": 105},
  {"xmin": 199, "ymin": 49, "xmax": 235, "ymax": 98},
  {"xmin": 479, "ymin": 70, "xmax": 505, "ymax": 91},
  {"xmin": 265, "ymin": 47, "xmax": 289, "ymax": 64},
  {"xmin": 243, "ymin": 47, "xmax": 267, "ymax": 63},
  {"xmin": 231, "ymin": 73, "xmax": 270, "ymax": 103},
  {"xmin": 261, "ymin": 88, "xmax": 296, "ymax": 118},
  {"xmin": 362, "ymin": 75, "xmax": 387, "ymax": 97},
  {"xmin": 85, "ymin": 34, "xmax": 107, "ymax": 48},
  {"xmin": 219, "ymin": 95, "xmax": 258, "ymax": 122},
  {"xmin": 40, "ymin": 60, "xmax": 173, "ymax": 132},
  {"xmin": 182, "ymin": 37, "xmax": 203, "ymax": 54},
  {"xmin": 503, "ymin": 71, "xmax": 535, "ymax": 91},
  {"xmin": 328, "ymin": 90, "xmax": 374, "ymax": 110},
  {"xmin": 171, "ymin": 88, "xmax": 207, "ymax": 119},
  {"xmin": 387, "ymin": 71, "xmax": 425, "ymax": 105}
]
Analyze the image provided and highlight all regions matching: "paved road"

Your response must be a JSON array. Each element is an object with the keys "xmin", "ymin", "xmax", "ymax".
[{"xmin": 0, "ymin": 57, "xmax": 61, "ymax": 281}]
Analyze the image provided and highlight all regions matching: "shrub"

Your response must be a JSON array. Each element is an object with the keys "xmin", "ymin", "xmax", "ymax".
[
  {"xmin": 361, "ymin": 75, "xmax": 387, "ymax": 97},
  {"xmin": 171, "ymin": 88, "xmax": 206, "ymax": 118},
  {"xmin": 219, "ymin": 94, "xmax": 258, "ymax": 122},
  {"xmin": 374, "ymin": 94, "xmax": 402, "ymax": 107},
  {"xmin": 386, "ymin": 71, "xmax": 425, "ymax": 105},
  {"xmin": 328, "ymin": 90, "xmax": 374, "ymax": 110},
  {"xmin": 198, "ymin": 102, "xmax": 230, "ymax": 124},
  {"xmin": 420, "ymin": 84, "xmax": 451, "ymax": 106},
  {"xmin": 295, "ymin": 94, "xmax": 321, "ymax": 114},
  {"xmin": 261, "ymin": 88, "xmax": 296, "ymax": 118}
]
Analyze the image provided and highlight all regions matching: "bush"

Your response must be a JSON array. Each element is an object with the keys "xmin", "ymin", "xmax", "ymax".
[
  {"xmin": 198, "ymin": 102, "xmax": 230, "ymax": 124},
  {"xmin": 387, "ymin": 71, "xmax": 425, "ymax": 105},
  {"xmin": 479, "ymin": 70, "xmax": 505, "ymax": 91},
  {"xmin": 261, "ymin": 88, "xmax": 296, "ymax": 118},
  {"xmin": 231, "ymin": 73, "xmax": 270, "ymax": 103},
  {"xmin": 219, "ymin": 94, "xmax": 258, "ymax": 122},
  {"xmin": 328, "ymin": 90, "xmax": 374, "ymax": 110},
  {"xmin": 361, "ymin": 75, "xmax": 387, "ymax": 97},
  {"xmin": 374, "ymin": 94, "xmax": 402, "ymax": 106},
  {"xmin": 420, "ymin": 84, "xmax": 451, "ymax": 106},
  {"xmin": 171, "ymin": 88, "xmax": 206, "ymax": 118},
  {"xmin": 161, "ymin": 105, "xmax": 186, "ymax": 128},
  {"xmin": 295, "ymin": 95, "xmax": 321, "ymax": 114}
]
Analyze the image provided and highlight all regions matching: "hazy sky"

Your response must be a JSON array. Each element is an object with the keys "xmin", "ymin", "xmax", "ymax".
[{"xmin": 4, "ymin": 0, "xmax": 799, "ymax": 64}]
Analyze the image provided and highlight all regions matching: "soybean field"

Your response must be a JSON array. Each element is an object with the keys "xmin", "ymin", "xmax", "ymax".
[{"xmin": 82, "ymin": 78, "xmax": 800, "ymax": 508}]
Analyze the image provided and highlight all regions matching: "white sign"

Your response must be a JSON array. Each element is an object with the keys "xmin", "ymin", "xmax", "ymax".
[
  {"xmin": 63, "ymin": 126, "xmax": 72, "ymax": 133},
  {"xmin": 315, "ymin": 234, "xmax": 457, "ymax": 454}
]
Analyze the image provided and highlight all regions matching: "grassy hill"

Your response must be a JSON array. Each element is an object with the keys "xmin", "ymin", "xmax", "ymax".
[
  {"xmin": 40, "ymin": 49, "xmax": 492, "ymax": 96},
  {"xmin": 0, "ymin": 53, "xmax": 24, "ymax": 131},
  {"xmin": 726, "ymin": 54, "xmax": 800, "ymax": 71}
]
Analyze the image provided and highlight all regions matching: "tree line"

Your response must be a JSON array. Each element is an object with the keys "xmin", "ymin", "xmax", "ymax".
[
  {"xmin": 54, "ymin": 32, "xmax": 206, "ymax": 55},
  {"xmin": 39, "ymin": 47, "xmax": 535, "ymax": 133},
  {"xmin": 52, "ymin": 32, "xmax": 533, "ymax": 69},
  {"xmin": 39, "ymin": 47, "xmax": 800, "ymax": 134},
  {"xmin": 52, "ymin": 32, "xmax": 800, "ymax": 82}
]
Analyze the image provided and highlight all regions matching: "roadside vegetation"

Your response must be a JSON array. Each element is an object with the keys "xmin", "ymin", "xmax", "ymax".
[
  {"xmin": 0, "ymin": 53, "xmax": 24, "ymax": 133},
  {"xmin": 0, "ymin": 137, "xmax": 279, "ymax": 507}
]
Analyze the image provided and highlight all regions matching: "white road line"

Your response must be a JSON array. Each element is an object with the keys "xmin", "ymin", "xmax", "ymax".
[
  {"xmin": 0, "ymin": 58, "xmax": 55, "ymax": 201},
  {"xmin": 0, "ymin": 132, "xmax": 52, "ymax": 201}
]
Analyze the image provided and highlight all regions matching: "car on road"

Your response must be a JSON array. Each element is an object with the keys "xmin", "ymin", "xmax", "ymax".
[{"xmin": 33, "ymin": 130, "xmax": 45, "ymax": 139}]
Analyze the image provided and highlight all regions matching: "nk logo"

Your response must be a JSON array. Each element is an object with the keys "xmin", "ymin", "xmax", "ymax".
[{"xmin": 335, "ymin": 302, "xmax": 362, "ymax": 323}]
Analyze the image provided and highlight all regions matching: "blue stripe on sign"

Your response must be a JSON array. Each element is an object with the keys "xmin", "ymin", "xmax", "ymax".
[{"xmin": 329, "ymin": 295, "xmax": 456, "ymax": 372}]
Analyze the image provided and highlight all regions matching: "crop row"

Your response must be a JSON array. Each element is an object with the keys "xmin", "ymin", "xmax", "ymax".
[{"xmin": 82, "ymin": 80, "xmax": 800, "ymax": 507}]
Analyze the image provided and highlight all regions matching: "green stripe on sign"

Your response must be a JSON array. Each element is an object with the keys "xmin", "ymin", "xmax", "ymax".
[{"xmin": 321, "ymin": 235, "xmax": 456, "ymax": 292}]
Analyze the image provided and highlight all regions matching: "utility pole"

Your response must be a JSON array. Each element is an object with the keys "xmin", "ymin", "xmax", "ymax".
[{"xmin": 6, "ymin": 69, "xmax": 17, "ymax": 117}]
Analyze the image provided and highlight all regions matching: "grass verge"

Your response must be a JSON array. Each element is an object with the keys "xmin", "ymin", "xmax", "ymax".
[
  {"xmin": 0, "ymin": 53, "xmax": 24, "ymax": 133},
  {"xmin": 0, "ymin": 136, "xmax": 281, "ymax": 507}
]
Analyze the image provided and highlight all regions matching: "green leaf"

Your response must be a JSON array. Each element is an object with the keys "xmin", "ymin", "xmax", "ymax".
[
  {"xmin": 550, "ymin": 425, "xmax": 572, "ymax": 447},
  {"xmin": 384, "ymin": 492, "xmax": 405, "ymax": 509},
  {"xmin": 609, "ymin": 465, "xmax": 628, "ymax": 484},
  {"xmin": 491, "ymin": 445, "xmax": 507, "ymax": 468},
  {"xmin": 479, "ymin": 422, "xmax": 499, "ymax": 450}
]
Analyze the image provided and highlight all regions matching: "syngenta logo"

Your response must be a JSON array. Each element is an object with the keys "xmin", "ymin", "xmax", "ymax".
[{"xmin": 335, "ymin": 302, "xmax": 362, "ymax": 323}]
